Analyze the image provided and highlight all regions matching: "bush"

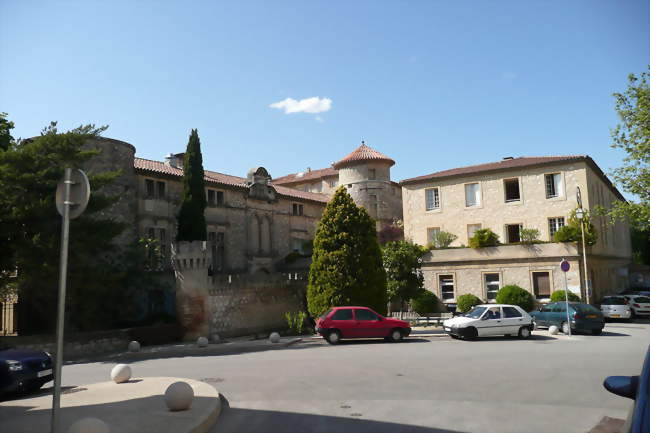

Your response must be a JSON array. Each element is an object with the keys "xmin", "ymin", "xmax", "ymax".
[
  {"xmin": 550, "ymin": 290, "xmax": 581, "ymax": 302},
  {"xmin": 429, "ymin": 231, "xmax": 458, "ymax": 249},
  {"xmin": 495, "ymin": 285, "xmax": 535, "ymax": 312},
  {"xmin": 469, "ymin": 228, "xmax": 499, "ymax": 248},
  {"xmin": 410, "ymin": 290, "xmax": 440, "ymax": 315},
  {"xmin": 457, "ymin": 294, "xmax": 483, "ymax": 313},
  {"xmin": 554, "ymin": 225, "xmax": 580, "ymax": 243},
  {"xmin": 520, "ymin": 228, "xmax": 540, "ymax": 244},
  {"xmin": 285, "ymin": 311, "xmax": 308, "ymax": 335}
]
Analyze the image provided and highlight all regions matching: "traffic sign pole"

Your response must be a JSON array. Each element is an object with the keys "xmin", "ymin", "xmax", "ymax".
[{"xmin": 560, "ymin": 258, "xmax": 572, "ymax": 338}]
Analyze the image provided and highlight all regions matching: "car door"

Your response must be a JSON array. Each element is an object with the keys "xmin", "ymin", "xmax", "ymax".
[
  {"xmin": 552, "ymin": 302, "xmax": 569, "ymax": 327},
  {"xmin": 329, "ymin": 308, "xmax": 355, "ymax": 337},
  {"xmin": 477, "ymin": 306, "xmax": 504, "ymax": 336},
  {"xmin": 353, "ymin": 308, "xmax": 386, "ymax": 338},
  {"xmin": 502, "ymin": 306, "xmax": 527, "ymax": 334}
]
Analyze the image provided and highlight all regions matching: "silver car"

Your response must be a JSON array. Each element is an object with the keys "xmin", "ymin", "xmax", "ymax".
[{"xmin": 600, "ymin": 296, "xmax": 632, "ymax": 320}]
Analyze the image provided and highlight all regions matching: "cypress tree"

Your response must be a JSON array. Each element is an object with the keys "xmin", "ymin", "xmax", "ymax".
[
  {"xmin": 176, "ymin": 129, "xmax": 207, "ymax": 241},
  {"xmin": 307, "ymin": 186, "xmax": 388, "ymax": 316}
]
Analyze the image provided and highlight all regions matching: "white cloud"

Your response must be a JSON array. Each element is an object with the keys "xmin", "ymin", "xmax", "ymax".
[{"xmin": 269, "ymin": 96, "xmax": 332, "ymax": 114}]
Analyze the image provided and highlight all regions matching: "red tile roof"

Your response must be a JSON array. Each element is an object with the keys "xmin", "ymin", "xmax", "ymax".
[
  {"xmin": 333, "ymin": 142, "xmax": 395, "ymax": 169},
  {"xmin": 134, "ymin": 157, "xmax": 329, "ymax": 204},
  {"xmin": 273, "ymin": 167, "xmax": 338, "ymax": 185}
]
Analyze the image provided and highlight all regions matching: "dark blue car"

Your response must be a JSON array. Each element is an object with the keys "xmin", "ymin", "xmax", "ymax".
[
  {"xmin": 603, "ymin": 345, "xmax": 650, "ymax": 433},
  {"xmin": 0, "ymin": 344, "xmax": 54, "ymax": 396},
  {"xmin": 530, "ymin": 301, "xmax": 605, "ymax": 335}
]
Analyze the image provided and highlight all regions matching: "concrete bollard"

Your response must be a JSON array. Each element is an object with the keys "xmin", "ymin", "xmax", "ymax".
[
  {"xmin": 210, "ymin": 333, "xmax": 220, "ymax": 343},
  {"xmin": 128, "ymin": 341, "xmax": 141, "ymax": 352},
  {"xmin": 164, "ymin": 381, "xmax": 194, "ymax": 411},
  {"xmin": 269, "ymin": 332, "xmax": 281, "ymax": 343},
  {"xmin": 110, "ymin": 364, "xmax": 132, "ymax": 384},
  {"xmin": 197, "ymin": 336, "xmax": 209, "ymax": 348},
  {"xmin": 68, "ymin": 417, "xmax": 110, "ymax": 433},
  {"xmin": 548, "ymin": 325, "xmax": 559, "ymax": 335}
]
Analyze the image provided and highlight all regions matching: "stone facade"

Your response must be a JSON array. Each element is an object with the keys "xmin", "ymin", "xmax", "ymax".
[{"xmin": 401, "ymin": 156, "xmax": 632, "ymax": 304}]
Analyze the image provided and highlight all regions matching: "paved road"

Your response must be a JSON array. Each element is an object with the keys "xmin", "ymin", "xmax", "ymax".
[{"xmin": 58, "ymin": 321, "xmax": 649, "ymax": 433}]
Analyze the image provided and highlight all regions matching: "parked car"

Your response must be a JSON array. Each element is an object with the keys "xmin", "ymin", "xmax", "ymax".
[
  {"xmin": 1, "ymin": 345, "xmax": 53, "ymax": 396},
  {"xmin": 530, "ymin": 302, "xmax": 605, "ymax": 335},
  {"xmin": 600, "ymin": 296, "xmax": 633, "ymax": 321},
  {"xmin": 316, "ymin": 306, "xmax": 411, "ymax": 344},
  {"xmin": 622, "ymin": 295, "xmax": 650, "ymax": 319},
  {"xmin": 442, "ymin": 304, "xmax": 534, "ymax": 340},
  {"xmin": 603, "ymin": 345, "xmax": 649, "ymax": 433}
]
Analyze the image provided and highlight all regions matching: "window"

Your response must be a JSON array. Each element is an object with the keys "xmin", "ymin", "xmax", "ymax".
[
  {"xmin": 329, "ymin": 179, "xmax": 338, "ymax": 188},
  {"xmin": 292, "ymin": 203, "xmax": 304, "ymax": 216},
  {"xmin": 368, "ymin": 168, "xmax": 376, "ymax": 180},
  {"xmin": 207, "ymin": 189, "xmax": 216, "ymax": 206},
  {"xmin": 312, "ymin": 183, "xmax": 322, "ymax": 193},
  {"xmin": 548, "ymin": 217, "xmax": 565, "ymax": 239},
  {"xmin": 551, "ymin": 303, "xmax": 566, "ymax": 313},
  {"xmin": 484, "ymin": 273, "xmax": 500, "ymax": 300},
  {"xmin": 355, "ymin": 309, "xmax": 378, "ymax": 321},
  {"xmin": 503, "ymin": 306, "xmax": 522, "ymax": 318},
  {"xmin": 368, "ymin": 194, "xmax": 378, "ymax": 216},
  {"xmin": 145, "ymin": 179, "xmax": 155, "ymax": 198},
  {"xmin": 158, "ymin": 228, "xmax": 167, "ymax": 258},
  {"xmin": 467, "ymin": 223, "xmax": 481, "ymax": 241},
  {"xmin": 291, "ymin": 237, "xmax": 304, "ymax": 253},
  {"xmin": 156, "ymin": 181, "xmax": 165, "ymax": 199},
  {"xmin": 331, "ymin": 309, "xmax": 353, "ymax": 320},
  {"xmin": 506, "ymin": 224, "xmax": 522, "ymax": 243},
  {"xmin": 147, "ymin": 227, "xmax": 155, "ymax": 239},
  {"xmin": 427, "ymin": 227, "xmax": 441, "ymax": 246},
  {"xmin": 532, "ymin": 271, "xmax": 551, "ymax": 299},
  {"xmin": 425, "ymin": 188, "xmax": 440, "ymax": 211},
  {"xmin": 504, "ymin": 178, "xmax": 520, "ymax": 202},
  {"xmin": 545, "ymin": 173, "xmax": 562, "ymax": 198},
  {"xmin": 439, "ymin": 275, "xmax": 455, "ymax": 300},
  {"xmin": 465, "ymin": 183, "xmax": 480, "ymax": 207}
]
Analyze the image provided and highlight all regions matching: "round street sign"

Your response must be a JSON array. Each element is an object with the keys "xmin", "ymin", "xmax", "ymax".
[
  {"xmin": 56, "ymin": 169, "xmax": 91, "ymax": 219},
  {"xmin": 560, "ymin": 259, "xmax": 570, "ymax": 273}
]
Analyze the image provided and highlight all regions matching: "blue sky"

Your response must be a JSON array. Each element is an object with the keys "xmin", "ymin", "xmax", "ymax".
[{"xmin": 1, "ymin": 1, "xmax": 648, "ymax": 189}]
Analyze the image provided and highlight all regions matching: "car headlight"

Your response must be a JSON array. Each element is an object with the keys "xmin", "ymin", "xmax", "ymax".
[{"xmin": 6, "ymin": 360, "xmax": 23, "ymax": 371}]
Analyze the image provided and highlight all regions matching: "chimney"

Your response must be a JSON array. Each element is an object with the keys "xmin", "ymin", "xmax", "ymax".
[
  {"xmin": 165, "ymin": 152, "xmax": 185, "ymax": 169},
  {"xmin": 502, "ymin": 156, "xmax": 514, "ymax": 161},
  {"xmin": 307, "ymin": 167, "xmax": 311, "ymax": 173}
]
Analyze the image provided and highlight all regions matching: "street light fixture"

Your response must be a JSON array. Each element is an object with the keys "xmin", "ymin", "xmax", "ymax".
[{"xmin": 575, "ymin": 187, "xmax": 590, "ymax": 304}]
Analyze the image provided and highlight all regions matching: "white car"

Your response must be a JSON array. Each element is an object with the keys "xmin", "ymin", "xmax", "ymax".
[
  {"xmin": 624, "ymin": 295, "xmax": 650, "ymax": 318},
  {"xmin": 442, "ymin": 304, "xmax": 534, "ymax": 340},
  {"xmin": 600, "ymin": 296, "xmax": 632, "ymax": 320}
]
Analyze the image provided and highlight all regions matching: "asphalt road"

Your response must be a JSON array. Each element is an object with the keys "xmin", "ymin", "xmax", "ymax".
[{"xmin": 58, "ymin": 321, "xmax": 649, "ymax": 433}]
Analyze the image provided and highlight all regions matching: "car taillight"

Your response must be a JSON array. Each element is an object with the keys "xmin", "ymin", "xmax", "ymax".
[
  {"xmin": 633, "ymin": 304, "xmax": 641, "ymax": 308},
  {"xmin": 573, "ymin": 312, "xmax": 581, "ymax": 319}
]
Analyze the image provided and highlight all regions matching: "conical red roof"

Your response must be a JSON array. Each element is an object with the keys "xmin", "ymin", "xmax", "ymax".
[{"xmin": 333, "ymin": 142, "xmax": 395, "ymax": 169}]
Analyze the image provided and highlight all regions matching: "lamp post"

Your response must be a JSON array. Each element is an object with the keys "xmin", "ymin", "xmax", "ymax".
[{"xmin": 575, "ymin": 187, "xmax": 590, "ymax": 304}]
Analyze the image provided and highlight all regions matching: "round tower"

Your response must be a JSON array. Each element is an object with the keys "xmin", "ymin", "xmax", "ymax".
[{"xmin": 333, "ymin": 141, "xmax": 403, "ymax": 228}]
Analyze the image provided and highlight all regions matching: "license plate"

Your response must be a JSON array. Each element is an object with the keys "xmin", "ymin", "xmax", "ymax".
[
  {"xmin": 37, "ymin": 369, "xmax": 52, "ymax": 378},
  {"xmin": 586, "ymin": 315, "xmax": 597, "ymax": 319},
  {"xmin": 610, "ymin": 314, "xmax": 620, "ymax": 318}
]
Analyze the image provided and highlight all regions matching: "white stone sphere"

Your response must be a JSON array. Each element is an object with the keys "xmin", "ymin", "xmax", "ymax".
[
  {"xmin": 164, "ymin": 381, "xmax": 194, "ymax": 411},
  {"xmin": 269, "ymin": 332, "xmax": 281, "ymax": 343},
  {"xmin": 68, "ymin": 417, "xmax": 110, "ymax": 433},
  {"xmin": 197, "ymin": 336, "xmax": 209, "ymax": 347},
  {"xmin": 210, "ymin": 334, "xmax": 220, "ymax": 343},
  {"xmin": 128, "ymin": 341, "xmax": 140, "ymax": 352},
  {"xmin": 110, "ymin": 364, "xmax": 132, "ymax": 384},
  {"xmin": 549, "ymin": 325, "xmax": 559, "ymax": 335}
]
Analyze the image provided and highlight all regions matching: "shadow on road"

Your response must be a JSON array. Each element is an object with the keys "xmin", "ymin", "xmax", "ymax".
[
  {"xmin": 337, "ymin": 338, "xmax": 431, "ymax": 346},
  {"xmin": 214, "ymin": 395, "xmax": 466, "ymax": 433}
]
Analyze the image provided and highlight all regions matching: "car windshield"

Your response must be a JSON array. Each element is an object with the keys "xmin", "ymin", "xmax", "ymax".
[
  {"xmin": 572, "ymin": 304, "xmax": 600, "ymax": 314},
  {"xmin": 604, "ymin": 297, "xmax": 627, "ymax": 305},
  {"xmin": 465, "ymin": 306, "xmax": 487, "ymax": 319},
  {"xmin": 319, "ymin": 309, "xmax": 333, "ymax": 319},
  {"xmin": 633, "ymin": 296, "xmax": 650, "ymax": 303}
]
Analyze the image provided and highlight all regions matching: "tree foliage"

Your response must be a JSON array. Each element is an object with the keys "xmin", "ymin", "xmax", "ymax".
[
  {"xmin": 469, "ymin": 228, "xmax": 499, "ymax": 248},
  {"xmin": 378, "ymin": 219, "xmax": 404, "ymax": 244},
  {"xmin": 382, "ymin": 241, "xmax": 427, "ymax": 308},
  {"xmin": 457, "ymin": 294, "xmax": 483, "ymax": 313},
  {"xmin": 495, "ymin": 285, "xmax": 535, "ymax": 312},
  {"xmin": 176, "ymin": 129, "xmax": 207, "ymax": 241},
  {"xmin": 0, "ymin": 112, "xmax": 14, "ymax": 152},
  {"xmin": 428, "ymin": 230, "xmax": 458, "ymax": 249},
  {"xmin": 553, "ymin": 208, "xmax": 598, "ymax": 246},
  {"xmin": 520, "ymin": 228, "xmax": 540, "ymax": 244},
  {"xmin": 550, "ymin": 290, "xmax": 581, "ymax": 303},
  {"xmin": 609, "ymin": 68, "xmax": 650, "ymax": 229},
  {"xmin": 410, "ymin": 290, "xmax": 440, "ymax": 315},
  {"xmin": 307, "ymin": 187, "xmax": 387, "ymax": 316},
  {"xmin": 631, "ymin": 227, "xmax": 650, "ymax": 265}
]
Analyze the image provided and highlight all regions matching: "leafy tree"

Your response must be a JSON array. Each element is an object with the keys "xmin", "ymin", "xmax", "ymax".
[
  {"xmin": 0, "ymin": 112, "xmax": 14, "ymax": 152},
  {"xmin": 495, "ymin": 285, "xmax": 535, "ymax": 312},
  {"xmin": 469, "ymin": 228, "xmax": 499, "ymax": 248},
  {"xmin": 307, "ymin": 186, "xmax": 387, "ymax": 316},
  {"xmin": 382, "ymin": 241, "xmax": 427, "ymax": 311},
  {"xmin": 550, "ymin": 290, "xmax": 581, "ymax": 302},
  {"xmin": 0, "ymin": 121, "xmax": 132, "ymax": 332},
  {"xmin": 457, "ymin": 294, "xmax": 483, "ymax": 313},
  {"xmin": 428, "ymin": 230, "xmax": 457, "ymax": 249},
  {"xmin": 176, "ymin": 129, "xmax": 207, "ymax": 242},
  {"xmin": 410, "ymin": 290, "xmax": 440, "ymax": 315},
  {"xmin": 609, "ymin": 68, "xmax": 650, "ymax": 229},
  {"xmin": 378, "ymin": 219, "xmax": 404, "ymax": 244},
  {"xmin": 553, "ymin": 208, "xmax": 598, "ymax": 246},
  {"xmin": 631, "ymin": 227, "xmax": 650, "ymax": 265},
  {"xmin": 520, "ymin": 228, "xmax": 540, "ymax": 244}
]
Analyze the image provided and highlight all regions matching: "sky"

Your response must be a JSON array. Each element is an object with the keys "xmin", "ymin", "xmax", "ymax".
[{"xmin": 1, "ymin": 1, "xmax": 648, "ymax": 191}]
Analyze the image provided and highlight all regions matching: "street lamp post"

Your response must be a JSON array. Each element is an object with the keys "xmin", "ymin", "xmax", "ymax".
[{"xmin": 575, "ymin": 187, "xmax": 590, "ymax": 304}]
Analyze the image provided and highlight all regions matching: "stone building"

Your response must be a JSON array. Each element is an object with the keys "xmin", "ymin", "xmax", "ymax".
[
  {"xmin": 400, "ymin": 155, "xmax": 632, "ymax": 306},
  {"xmin": 274, "ymin": 142, "xmax": 403, "ymax": 229}
]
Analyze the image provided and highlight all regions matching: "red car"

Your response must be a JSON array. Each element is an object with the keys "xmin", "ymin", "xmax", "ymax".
[{"xmin": 316, "ymin": 306, "xmax": 411, "ymax": 344}]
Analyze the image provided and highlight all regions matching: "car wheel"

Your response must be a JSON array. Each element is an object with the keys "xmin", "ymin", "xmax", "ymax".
[
  {"xmin": 326, "ymin": 330, "xmax": 341, "ymax": 345},
  {"xmin": 591, "ymin": 329, "xmax": 603, "ymax": 336},
  {"xmin": 518, "ymin": 326, "xmax": 531, "ymax": 339},
  {"xmin": 389, "ymin": 328, "xmax": 404, "ymax": 342},
  {"xmin": 561, "ymin": 322, "xmax": 570, "ymax": 335},
  {"xmin": 464, "ymin": 327, "xmax": 478, "ymax": 340}
]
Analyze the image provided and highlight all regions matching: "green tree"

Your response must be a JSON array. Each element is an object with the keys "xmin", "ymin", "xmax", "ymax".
[
  {"xmin": 457, "ymin": 294, "xmax": 483, "ymax": 313},
  {"xmin": 382, "ymin": 241, "xmax": 427, "ymax": 311},
  {"xmin": 0, "ymin": 112, "xmax": 14, "ymax": 152},
  {"xmin": 631, "ymin": 227, "xmax": 650, "ymax": 265},
  {"xmin": 609, "ymin": 68, "xmax": 650, "ymax": 229},
  {"xmin": 550, "ymin": 290, "xmax": 581, "ymax": 302},
  {"xmin": 307, "ymin": 187, "xmax": 387, "ymax": 316},
  {"xmin": 495, "ymin": 285, "xmax": 535, "ymax": 312},
  {"xmin": 410, "ymin": 290, "xmax": 440, "ymax": 315},
  {"xmin": 176, "ymin": 129, "xmax": 207, "ymax": 242},
  {"xmin": 469, "ymin": 228, "xmax": 499, "ymax": 248},
  {"xmin": 520, "ymin": 228, "xmax": 540, "ymax": 244},
  {"xmin": 554, "ymin": 208, "xmax": 598, "ymax": 246},
  {"xmin": 0, "ymin": 121, "xmax": 130, "ymax": 332}
]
